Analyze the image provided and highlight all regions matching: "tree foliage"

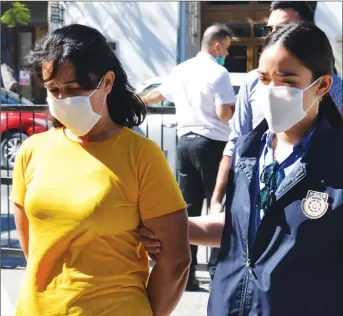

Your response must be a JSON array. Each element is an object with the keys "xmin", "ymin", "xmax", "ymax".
[{"xmin": 1, "ymin": 2, "xmax": 31, "ymax": 28}]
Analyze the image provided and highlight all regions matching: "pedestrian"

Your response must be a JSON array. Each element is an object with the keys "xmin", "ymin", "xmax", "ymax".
[
  {"xmin": 140, "ymin": 21, "xmax": 343, "ymax": 315},
  {"xmin": 141, "ymin": 23, "xmax": 236, "ymax": 289},
  {"xmin": 10, "ymin": 24, "xmax": 191, "ymax": 316},
  {"xmin": 210, "ymin": 1, "xmax": 343, "ymax": 218}
]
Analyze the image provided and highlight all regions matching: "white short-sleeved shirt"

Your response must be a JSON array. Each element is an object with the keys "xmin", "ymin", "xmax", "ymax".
[{"xmin": 158, "ymin": 52, "xmax": 236, "ymax": 141}]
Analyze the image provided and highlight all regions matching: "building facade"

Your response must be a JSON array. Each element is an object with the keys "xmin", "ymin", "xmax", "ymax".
[
  {"xmin": 2, "ymin": 1, "xmax": 341, "ymax": 104},
  {"xmin": 49, "ymin": 1, "xmax": 342, "ymax": 86},
  {"xmin": 48, "ymin": 1, "xmax": 181, "ymax": 87},
  {"xmin": 46, "ymin": 1, "xmax": 274, "ymax": 86},
  {"xmin": 1, "ymin": 1, "xmax": 48, "ymax": 103}
]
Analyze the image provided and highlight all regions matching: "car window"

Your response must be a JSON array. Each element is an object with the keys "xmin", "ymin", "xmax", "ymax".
[
  {"xmin": 140, "ymin": 84, "xmax": 175, "ymax": 108},
  {"xmin": 1, "ymin": 90, "xmax": 34, "ymax": 105},
  {"xmin": 1, "ymin": 92, "xmax": 20, "ymax": 104}
]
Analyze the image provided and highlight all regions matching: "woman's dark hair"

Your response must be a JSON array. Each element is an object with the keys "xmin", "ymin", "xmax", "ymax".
[
  {"xmin": 262, "ymin": 22, "xmax": 343, "ymax": 130},
  {"xmin": 26, "ymin": 24, "xmax": 146, "ymax": 128}
]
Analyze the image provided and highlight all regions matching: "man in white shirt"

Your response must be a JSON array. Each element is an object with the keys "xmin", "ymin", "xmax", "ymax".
[
  {"xmin": 210, "ymin": 1, "xmax": 343, "ymax": 217},
  {"xmin": 142, "ymin": 23, "xmax": 236, "ymax": 290}
]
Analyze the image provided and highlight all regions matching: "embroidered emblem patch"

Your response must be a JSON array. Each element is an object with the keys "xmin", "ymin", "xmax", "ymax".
[{"xmin": 302, "ymin": 190, "xmax": 329, "ymax": 219}]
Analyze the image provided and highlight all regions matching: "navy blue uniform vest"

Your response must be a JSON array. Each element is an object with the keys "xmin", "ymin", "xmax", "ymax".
[{"xmin": 208, "ymin": 118, "xmax": 343, "ymax": 316}]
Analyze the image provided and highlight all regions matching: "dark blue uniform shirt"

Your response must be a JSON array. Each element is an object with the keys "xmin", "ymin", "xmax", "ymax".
[{"xmin": 208, "ymin": 116, "xmax": 343, "ymax": 316}]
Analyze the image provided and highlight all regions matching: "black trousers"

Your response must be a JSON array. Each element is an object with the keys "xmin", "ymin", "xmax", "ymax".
[{"xmin": 176, "ymin": 133, "xmax": 226, "ymax": 275}]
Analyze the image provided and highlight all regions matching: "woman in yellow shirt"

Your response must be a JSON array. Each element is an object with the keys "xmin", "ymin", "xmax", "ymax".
[{"xmin": 11, "ymin": 24, "xmax": 191, "ymax": 316}]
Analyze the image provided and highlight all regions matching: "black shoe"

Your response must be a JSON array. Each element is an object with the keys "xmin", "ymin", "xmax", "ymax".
[{"xmin": 186, "ymin": 270, "xmax": 200, "ymax": 291}]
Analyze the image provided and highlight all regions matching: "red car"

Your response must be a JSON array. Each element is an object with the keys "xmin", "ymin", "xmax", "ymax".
[{"xmin": 1, "ymin": 89, "xmax": 49, "ymax": 169}]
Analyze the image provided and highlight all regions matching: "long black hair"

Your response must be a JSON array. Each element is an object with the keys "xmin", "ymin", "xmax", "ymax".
[
  {"xmin": 26, "ymin": 24, "xmax": 146, "ymax": 128},
  {"xmin": 263, "ymin": 22, "xmax": 343, "ymax": 130}
]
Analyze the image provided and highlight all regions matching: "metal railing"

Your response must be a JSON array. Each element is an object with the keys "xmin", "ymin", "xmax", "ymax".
[
  {"xmin": 0, "ymin": 104, "xmax": 210, "ymax": 271},
  {"xmin": 1, "ymin": 105, "xmax": 50, "ymax": 267}
]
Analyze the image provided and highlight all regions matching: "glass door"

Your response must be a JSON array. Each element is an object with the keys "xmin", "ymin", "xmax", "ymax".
[{"xmin": 225, "ymin": 45, "xmax": 248, "ymax": 73}]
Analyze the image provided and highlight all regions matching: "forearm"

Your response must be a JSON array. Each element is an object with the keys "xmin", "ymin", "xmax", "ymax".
[
  {"xmin": 216, "ymin": 105, "xmax": 234, "ymax": 121},
  {"xmin": 189, "ymin": 213, "xmax": 225, "ymax": 247},
  {"xmin": 147, "ymin": 258, "xmax": 190, "ymax": 316},
  {"xmin": 220, "ymin": 110, "xmax": 233, "ymax": 121},
  {"xmin": 141, "ymin": 90, "xmax": 164, "ymax": 106},
  {"xmin": 210, "ymin": 156, "xmax": 231, "ymax": 207}
]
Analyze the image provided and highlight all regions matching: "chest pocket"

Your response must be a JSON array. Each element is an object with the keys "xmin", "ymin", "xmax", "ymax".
[{"xmin": 251, "ymin": 168, "xmax": 343, "ymax": 264}]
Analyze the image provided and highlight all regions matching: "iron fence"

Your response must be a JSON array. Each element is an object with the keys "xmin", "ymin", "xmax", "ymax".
[
  {"xmin": 0, "ymin": 104, "xmax": 209, "ymax": 271},
  {"xmin": 1, "ymin": 105, "xmax": 49, "ymax": 267}
]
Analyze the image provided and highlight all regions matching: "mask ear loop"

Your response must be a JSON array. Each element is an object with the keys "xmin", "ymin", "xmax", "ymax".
[
  {"xmin": 97, "ymin": 94, "xmax": 108, "ymax": 115},
  {"xmin": 97, "ymin": 76, "xmax": 105, "ymax": 88},
  {"xmin": 303, "ymin": 77, "xmax": 323, "ymax": 113},
  {"xmin": 88, "ymin": 76, "xmax": 105, "ymax": 98},
  {"xmin": 305, "ymin": 92, "xmax": 324, "ymax": 113},
  {"xmin": 87, "ymin": 76, "xmax": 107, "ymax": 115},
  {"xmin": 305, "ymin": 96, "xmax": 319, "ymax": 113},
  {"xmin": 97, "ymin": 76, "xmax": 108, "ymax": 115},
  {"xmin": 302, "ymin": 76, "xmax": 322, "ymax": 92}
]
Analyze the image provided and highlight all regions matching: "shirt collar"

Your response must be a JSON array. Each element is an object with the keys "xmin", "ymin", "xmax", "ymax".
[
  {"xmin": 261, "ymin": 127, "xmax": 317, "ymax": 153},
  {"xmin": 196, "ymin": 52, "xmax": 217, "ymax": 63}
]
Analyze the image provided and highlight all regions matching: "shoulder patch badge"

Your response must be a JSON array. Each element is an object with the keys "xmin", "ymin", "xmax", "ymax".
[{"xmin": 302, "ymin": 190, "xmax": 329, "ymax": 219}]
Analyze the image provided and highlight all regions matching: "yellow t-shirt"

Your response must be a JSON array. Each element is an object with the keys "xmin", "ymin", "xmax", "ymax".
[{"xmin": 10, "ymin": 127, "xmax": 186, "ymax": 316}]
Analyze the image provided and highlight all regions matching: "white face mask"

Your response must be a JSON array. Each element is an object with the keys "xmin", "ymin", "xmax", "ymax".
[
  {"xmin": 47, "ymin": 78, "xmax": 105, "ymax": 136},
  {"xmin": 259, "ymin": 77, "xmax": 322, "ymax": 133}
]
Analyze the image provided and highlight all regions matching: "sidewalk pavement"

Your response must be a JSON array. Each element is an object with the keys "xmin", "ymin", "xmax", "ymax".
[
  {"xmin": 1, "ymin": 268, "xmax": 210, "ymax": 316},
  {"xmin": 1, "ymin": 268, "xmax": 25, "ymax": 316},
  {"xmin": 171, "ymin": 271, "xmax": 210, "ymax": 316}
]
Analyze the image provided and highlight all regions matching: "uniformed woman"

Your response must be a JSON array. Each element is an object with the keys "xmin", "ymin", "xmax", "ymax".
[{"xmin": 140, "ymin": 22, "xmax": 343, "ymax": 316}]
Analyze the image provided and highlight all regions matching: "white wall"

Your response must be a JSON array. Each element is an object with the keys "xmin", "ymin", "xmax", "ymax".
[
  {"xmin": 50, "ymin": 2, "xmax": 179, "ymax": 86},
  {"xmin": 315, "ymin": 2, "xmax": 343, "ymax": 78}
]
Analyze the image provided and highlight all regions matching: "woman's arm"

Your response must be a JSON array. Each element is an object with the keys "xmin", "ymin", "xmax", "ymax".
[
  {"xmin": 188, "ymin": 213, "xmax": 225, "ymax": 247},
  {"xmin": 140, "ymin": 212, "xmax": 225, "ymax": 256},
  {"xmin": 143, "ymin": 208, "xmax": 191, "ymax": 316},
  {"xmin": 13, "ymin": 203, "xmax": 29, "ymax": 260}
]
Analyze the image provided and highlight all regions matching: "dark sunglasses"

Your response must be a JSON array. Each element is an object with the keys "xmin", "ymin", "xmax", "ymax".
[{"xmin": 257, "ymin": 161, "xmax": 282, "ymax": 215}]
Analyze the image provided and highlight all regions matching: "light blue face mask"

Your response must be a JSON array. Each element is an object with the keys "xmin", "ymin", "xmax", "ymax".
[{"xmin": 216, "ymin": 56, "xmax": 226, "ymax": 66}]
